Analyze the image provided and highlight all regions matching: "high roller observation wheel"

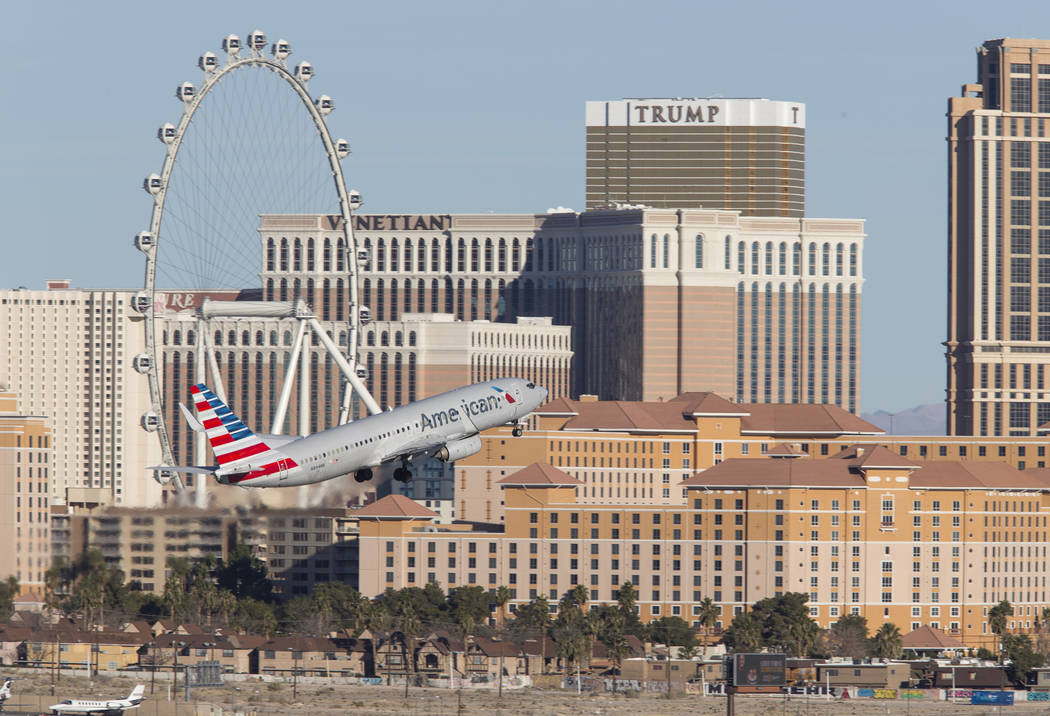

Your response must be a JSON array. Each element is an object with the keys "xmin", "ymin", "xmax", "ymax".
[{"xmin": 133, "ymin": 31, "xmax": 364, "ymax": 492}]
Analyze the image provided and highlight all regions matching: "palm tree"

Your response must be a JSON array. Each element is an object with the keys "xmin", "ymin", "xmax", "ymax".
[
  {"xmin": 989, "ymin": 601, "xmax": 1014, "ymax": 658},
  {"xmin": 870, "ymin": 623, "xmax": 903, "ymax": 659},
  {"xmin": 697, "ymin": 598, "xmax": 719, "ymax": 659},
  {"xmin": 493, "ymin": 586, "xmax": 512, "ymax": 631}
]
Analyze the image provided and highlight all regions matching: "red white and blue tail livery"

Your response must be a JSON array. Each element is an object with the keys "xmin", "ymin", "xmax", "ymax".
[{"xmin": 158, "ymin": 378, "xmax": 547, "ymax": 488}]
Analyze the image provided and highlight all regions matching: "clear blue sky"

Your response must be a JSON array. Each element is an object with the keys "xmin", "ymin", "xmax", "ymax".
[{"xmin": 3, "ymin": 0, "xmax": 1048, "ymax": 414}]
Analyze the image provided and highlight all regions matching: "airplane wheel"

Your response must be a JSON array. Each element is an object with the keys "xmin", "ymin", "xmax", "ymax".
[
  {"xmin": 354, "ymin": 468, "xmax": 373, "ymax": 483},
  {"xmin": 512, "ymin": 425, "xmax": 524, "ymax": 437},
  {"xmin": 394, "ymin": 467, "xmax": 413, "ymax": 483}
]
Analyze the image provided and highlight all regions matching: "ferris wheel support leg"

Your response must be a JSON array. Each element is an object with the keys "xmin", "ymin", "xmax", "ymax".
[
  {"xmin": 307, "ymin": 318, "xmax": 382, "ymax": 415},
  {"xmin": 194, "ymin": 328, "xmax": 208, "ymax": 509},
  {"xmin": 338, "ymin": 382, "xmax": 354, "ymax": 425},
  {"xmin": 270, "ymin": 319, "xmax": 308, "ymax": 434},
  {"xmin": 299, "ymin": 323, "xmax": 311, "ymax": 437}
]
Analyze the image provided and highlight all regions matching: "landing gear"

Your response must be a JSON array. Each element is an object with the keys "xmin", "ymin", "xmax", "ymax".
[
  {"xmin": 512, "ymin": 423, "xmax": 524, "ymax": 438},
  {"xmin": 393, "ymin": 466, "xmax": 413, "ymax": 483},
  {"xmin": 354, "ymin": 468, "xmax": 373, "ymax": 483}
]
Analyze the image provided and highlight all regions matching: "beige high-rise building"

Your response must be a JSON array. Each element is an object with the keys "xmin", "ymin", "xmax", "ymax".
[
  {"xmin": 0, "ymin": 282, "xmax": 162, "ymax": 507},
  {"xmin": 0, "ymin": 388, "xmax": 51, "ymax": 597},
  {"xmin": 260, "ymin": 209, "xmax": 863, "ymax": 409},
  {"xmin": 359, "ymin": 455, "xmax": 1050, "ymax": 651},
  {"xmin": 585, "ymin": 98, "xmax": 806, "ymax": 215},
  {"xmin": 947, "ymin": 38, "xmax": 1050, "ymax": 436}
]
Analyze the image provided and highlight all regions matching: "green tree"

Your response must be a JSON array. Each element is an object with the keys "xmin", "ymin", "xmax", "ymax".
[
  {"xmin": 825, "ymin": 613, "xmax": 870, "ymax": 659},
  {"xmin": 746, "ymin": 593, "xmax": 821, "ymax": 657},
  {"xmin": 724, "ymin": 611, "xmax": 763, "ymax": 653},
  {"xmin": 989, "ymin": 600, "xmax": 1013, "ymax": 657},
  {"xmin": 696, "ymin": 597, "xmax": 719, "ymax": 658},
  {"xmin": 0, "ymin": 577, "xmax": 18, "ymax": 622},
  {"xmin": 1002, "ymin": 633, "xmax": 1044, "ymax": 686},
  {"xmin": 647, "ymin": 616, "xmax": 699, "ymax": 650},
  {"xmin": 215, "ymin": 544, "xmax": 275, "ymax": 602},
  {"xmin": 448, "ymin": 585, "xmax": 491, "ymax": 635},
  {"xmin": 492, "ymin": 586, "xmax": 512, "ymax": 630},
  {"xmin": 616, "ymin": 582, "xmax": 644, "ymax": 636},
  {"xmin": 550, "ymin": 591, "xmax": 590, "ymax": 673},
  {"xmin": 233, "ymin": 597, "xmax": 277, "ymax": 636},
  {"xmin": 869, "ymin": 622, "xmax": 903, "ymax": 659}
]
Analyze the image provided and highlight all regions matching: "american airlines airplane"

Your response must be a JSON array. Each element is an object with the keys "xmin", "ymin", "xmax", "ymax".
[
  {"xmin": 163, "ymin": 378, "xmax": 547, "ymax": 487},
  {"xmin": 49, "ymin": 685, "xmax": 145, "ymax": 715}
]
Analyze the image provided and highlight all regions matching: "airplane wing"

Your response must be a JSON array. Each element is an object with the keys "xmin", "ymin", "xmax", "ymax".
[{"xmin": 377, "ymin": 436, "xmax": 446, "ymax": 465}]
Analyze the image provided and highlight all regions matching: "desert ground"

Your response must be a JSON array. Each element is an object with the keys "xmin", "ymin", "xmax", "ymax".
[{"xmin": 1, "ymin": 671, "xmax": 1045, "ymax": 715}]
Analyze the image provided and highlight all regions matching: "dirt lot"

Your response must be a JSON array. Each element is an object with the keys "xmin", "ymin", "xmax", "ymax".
[{"xmin": 2, "ymin": 671, "xmax": 1047, "ymax": 715}]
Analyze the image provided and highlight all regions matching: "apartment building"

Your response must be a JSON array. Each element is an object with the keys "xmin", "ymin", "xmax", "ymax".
[
  {"xmin": 947, "ymin": 38, "xmax": 1050, "ymax": 436},
  {"xmin": 360, "ymin": 456, "xmax": 1050, "ymax": 651},
  {"xmin": 0, "ymin": 388, "xmax": 52, "ymax": 596},
  {"xmin": 456, "ymin": 392, "xmax": 1050, "ymax": 524},
  {"xmin": 56, "ymin": 506, "xmax": 359, "ymax": 596},
  {"xmin": 0, "ymin": 282, "xmax": 162, "ymax": 507}
]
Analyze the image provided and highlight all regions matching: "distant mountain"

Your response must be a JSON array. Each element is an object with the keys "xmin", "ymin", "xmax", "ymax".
[{"xmin": 861, "ymin": 404, "xmax": 945, "ymax": 436}]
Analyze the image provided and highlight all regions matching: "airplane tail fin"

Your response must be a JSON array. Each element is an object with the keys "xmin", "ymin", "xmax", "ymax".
[
  {"xmin": 190, "ymin": 384, "xmax": 272, "ymax": 466},
  {"xmin": 129, "ymin": 684, "xmax": 145, "ymax": 700}
]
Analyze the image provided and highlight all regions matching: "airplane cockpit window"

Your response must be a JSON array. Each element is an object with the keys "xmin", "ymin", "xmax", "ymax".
[{"xmin": 526, "ymin": 382, "xmax": 535, "ymax": 389}]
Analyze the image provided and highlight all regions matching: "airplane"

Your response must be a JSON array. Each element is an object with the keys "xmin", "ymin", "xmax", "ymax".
[
  {"xmin": 157, "ymin": 378, "xmax": 548, "ymax": 487},
  {"xmin": 48, "ymin": 685, "xmax": 145, "ymax": 716},
  {"xmin": 0, "ymin": 679, "xmax": 11, "ymax": 712}
]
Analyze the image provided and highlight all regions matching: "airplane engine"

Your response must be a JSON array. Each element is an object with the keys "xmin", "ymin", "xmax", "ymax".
[{"xmin": 435, "ymin": 435, "xmax": 481, "ymax": 462}]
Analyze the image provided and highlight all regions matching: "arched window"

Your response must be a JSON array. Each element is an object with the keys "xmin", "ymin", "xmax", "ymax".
[
  {"xmin": 279, "ymin": 238, "xmax": 289, "ymax": 271},
  {"xmin": 409, "ymin": 331, "xmax": 417, "ymax": 347},
  {"xmin": 266, "ymin": 278, "xmax": 274, "ymax": 301},
  {"xmin": 307, "ymin": 237, "xmax": 315, "ymax": 271},
  {"xmin": 283, "ymin": 331, "xmax": 292, "ymax": 346},
  {"xmin": 808, "ymin": 243, "xmax": 817, "ymax": 276},
  {"xmin": 836, "ymin": 243, "xmax": 844, "ymax": 276},
  {"xmin": 270, "ymin": 331, "xmax": 277, "ymax": 346},
  {"xmin": 724, "ymin": 236, "xmax": 732, "ymax": 270},
  {"xmin": 417, "ymin": 278, "xmax": 425, "ymax": 312},
  {"xmin": 498, "ymin": 238, "xmax": 507, "ymax": 272},
  {"xmin": 404, "ymin": 279, "xmax": 412, "ymax": 313},
  {"xmin": 172, "ymin": 330, "xmax": 182, "ymax": 346},
  {"xmin": 228, "ymin": 330, "xmax": 236, "ymax": 345},
  {"xmin": 255, "ymin": 331, "xmax": 264, "ymax": 346},
  {"xmin": 381, "ymin": 331, "xmax": 389, "ymax": 347},
  {"xmin": 432, "ymin": 239, "xmax": 441, "ymax": 272},
  {"xmin": 778, "ymin": 243, "xmax": 787, "ymax": 275},
  {"xmin": 395, "ymin": 331, "xmax": 403, "ymax": 346},
  {"xmin": 471, "ymin": 238, "xmax": 480, "ymax": 272},
  {"xmin": 432, "ymin": 278, "xmax": 440, "ymax": 313},
  {"xmin": 241, "ymin": 331, "xmax": 250, "ymax": 345},
  {"xmin": 389, "ymin": 278, "xmax": 399, "ymax": 320},
  {"xmin": 445, "ymin": 237, "xmax": 453, "ymax": 272},
  {"xmin": 512, "ymin": 239, "xmax": 521, "ymax": 272},
  {"xmin": 417, "ymin": 239, "xmax": 425, "ymax": 272},
  {"xmin": 266, "ymin": 238, "xmax": 275, "ymax": 271},
  {"xmin": 404, "ymin": 238, "xmax": 413, "ymax": 272},
  {"xmin": 457, "ymin": 238, "xmax": 466, "ymax": 272},
  {"xmin": 764, "ymin": 242, "xmax": 774, "ymax": 275},
  {"xmin": 444, "ymin": 277, "xmax": 454, "ymax": 313},
  {"xmin": 293, "ymin": 238, "xmax": 302, "ymax": 271},
  {"xmin": 336, "ymin": 238, "xmax": 345, "ymax": 272},
  {"xmin": 390, "ymin": 238, "xmax": 399, "ymax": 272},
  {"xmin": 751, "ymin": 242, "xmax": 760, "ymax": 274},
  {"xmin": 695, "ymin": 234, "xmax": 704, "ymax": 268},
  {"xmin": 793, "ymin": 243, "xmax": 802, "ymax": 276},
  {"xmin": 363, "ymin": 278, "xmax": 371, "ymax": 308},
  {"xmin": 367, "ymin": 331, "xmax": 376, "ymax": 347},
  {"xmin": 457, "ymin": 278, "xmax": 466, "ymax": 318},
  {"xmin": 650, "ymin": 234, "xmax": 657, "ymax": 268},
  {"xmin": 323, "ymin": 238, "xmax": 332, "ymax": 272},
  {"xmin": 377, "ymin": 239, "xmax": 386, "ymax": 272},
  {"xmin": 484, "ymin": 238, "xmax": 493, "ymax": 272},
  {"xmin": 214, "ymin": 330, "xmax": 222, "ymax": 346},
  {"xmin": 376, "ymin": 279, "xmax": 385, "ymax": 321},
  {"xmin": 849, "ymin": 244, "xmax": 858, "ymax": 276},
  {"xmin": 663, "ymin": 234, "xmax": 670, "ymax": 268},
  {"xmin": 737, "ymin": 241, "xmax": 746, "ymax": 274},
  {"xmin": 822, "ymin": 243, "xmax": 831, "ymax": 276}
]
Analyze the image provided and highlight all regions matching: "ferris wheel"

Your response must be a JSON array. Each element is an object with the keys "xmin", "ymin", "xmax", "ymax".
[{"xmin": 132, "ymin": 31, "xmax": 380, "ymax": 496}]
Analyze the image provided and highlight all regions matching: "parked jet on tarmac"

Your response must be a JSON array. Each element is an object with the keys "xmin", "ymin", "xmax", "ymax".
[
  {"xmin": 156, "ymin": 378, "xmax": 547, "ymax": 487},
  {"xmin": 49, "ymin": 685, "xmax": 145, "ymax": 715}
]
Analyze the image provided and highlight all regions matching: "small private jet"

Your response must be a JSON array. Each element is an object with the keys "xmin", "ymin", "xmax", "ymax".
[
  {"xmin": 0, "ymin": 678, "xmax": 12, "ymax": 712},
  {"xmin": 49, "ymin": 685, "xmax": 145, "ymax": 715},
  {"xmin": 157, "ymin": 378, "xmax": 547, "ymax": 487}
]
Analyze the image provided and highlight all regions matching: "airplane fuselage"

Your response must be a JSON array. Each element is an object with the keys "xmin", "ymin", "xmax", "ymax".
[{"xmin": 216, "ymin": 379, "xmax": 544, "ymax": 487}]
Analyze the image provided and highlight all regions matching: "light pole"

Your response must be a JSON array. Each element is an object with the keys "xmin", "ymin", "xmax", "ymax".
[
  {"xmin": 287, "ymin": 646, "xmax": 299, "ymax": 700},
  {"xmin": 147, "ymin": 641, "xmax": 156, "ymax": 695}
]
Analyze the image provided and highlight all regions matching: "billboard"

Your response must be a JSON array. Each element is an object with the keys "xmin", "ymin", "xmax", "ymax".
[{"xmin": 730, "ymin": 653, "xmax": 786, "ymax": 688}]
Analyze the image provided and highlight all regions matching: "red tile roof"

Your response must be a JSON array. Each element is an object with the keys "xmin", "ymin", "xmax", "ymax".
[
  {"xmin": 831, "ymin": 445, "xmax": 920, "ymax": 469},
  {"xmin": 901, "ymin": 625, "xmax": 964, "ymax": 650},
  {"xmin": 680, "ymin": 458, "xmax": 866, "ymax": 489},
  {"xmin": 536, "ymin": 394, "xmax": 881, "ymax": 436},
  {"xmin": 498, "ymin": 463, "xmax": 584, "ymax": 486},
  {"xmin": 911, "ymin": 461, "xmax": 1050, "ymax": 490},
  {"xmin": 739, "ymin": 403, "xmax": 882, "ymax": 435},
  {"xmin": 354, "ymin": 494, "xmax": 438, "ymax": 519}
]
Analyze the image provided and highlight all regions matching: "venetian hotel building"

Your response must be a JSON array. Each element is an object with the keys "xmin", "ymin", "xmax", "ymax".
[{"xmin": 358, "ymin": 454, "xmax": 1050, "ymax": 651}]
